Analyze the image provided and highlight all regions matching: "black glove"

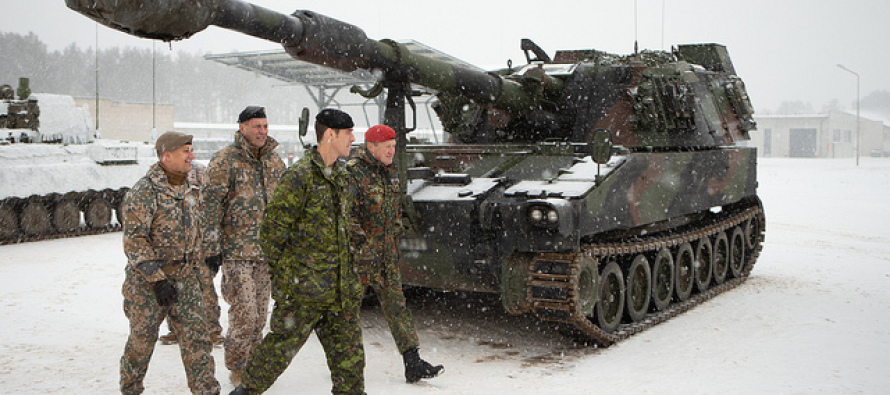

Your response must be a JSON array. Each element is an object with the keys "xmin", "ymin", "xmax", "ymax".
[
  {"xmin": 152, "ymin": 279, "xmax": 178, "ymax": 307},
  {"xmin": 205, "ymin": 254, "xmax": 222, "ymax": 274}
]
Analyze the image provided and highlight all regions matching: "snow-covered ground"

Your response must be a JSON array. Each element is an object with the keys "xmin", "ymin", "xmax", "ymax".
[{"xmin": 1, "ymin": 157, "xmax": 889, "ymax": 394}]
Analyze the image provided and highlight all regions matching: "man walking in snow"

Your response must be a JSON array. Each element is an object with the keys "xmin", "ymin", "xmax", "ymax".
[
  {"xmin": 347, "ymin": 124, "xmax": 444, "ymax": 383},
  {"xmin": 158, "ymin": 161, "xmax": 225, "ymax": 347},
  {"xmin": 119, "ymin": 131, "xmax": 219, "ymax": 395},
  {"xmin": 230, "ymin": 108, "xmax": 365, "ymax": 395},
  {"xmin": 202, "ymin": 106, "xmax": 286, "ymax": 386}
]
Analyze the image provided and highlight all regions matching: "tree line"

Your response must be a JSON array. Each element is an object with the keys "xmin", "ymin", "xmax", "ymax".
[{"xmin": 0, "ymin": 31, "xmax": 311, "ymax": 124}]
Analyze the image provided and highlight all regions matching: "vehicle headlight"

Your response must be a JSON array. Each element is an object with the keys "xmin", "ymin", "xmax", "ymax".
[
  {"xmin": 546, "ymin": 209, "xmax": 559, "ymax": 223},
  {"xmin": 529, "ymin": 208, "xmax": 544, "ymax": 222},
  {"xmin": 527, "ymin": 204, "xmax": 559, "ymax": 228}
]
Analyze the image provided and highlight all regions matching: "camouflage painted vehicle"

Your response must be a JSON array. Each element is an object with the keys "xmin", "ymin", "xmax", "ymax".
[
  {"xmin": 400, "ymin": 44, "xmax": 764, "ymax": 345},
  {"xmin": 68, "ymin": 0, "xmax": 765, "ymax": 346}
]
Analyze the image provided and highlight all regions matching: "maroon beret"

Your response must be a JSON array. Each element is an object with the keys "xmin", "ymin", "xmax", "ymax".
[{"xmin": 365, "ymin": 124, "xmax": 395, "ymax": 143}]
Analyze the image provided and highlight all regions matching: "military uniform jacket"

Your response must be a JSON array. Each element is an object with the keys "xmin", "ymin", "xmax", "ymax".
[
  {"xmin": 122, "ymin": 162, "xmax": 202, "ymax": 283},
  {"xmin": 346, "ymin": 147, "xmax": 402, "ymax": 280},
  {"xmin": 202, "ymin": 132, "xmax": 285, "ymax": 260},
  {"xmin": 260, "ymin": 148, "xmax": 362, "ymax": 308}
]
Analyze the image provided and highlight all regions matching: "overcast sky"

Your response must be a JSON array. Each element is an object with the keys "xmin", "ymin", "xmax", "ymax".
[{"xmin": 3, "ymin": 0, "xmax": 889, "ymax": 113}]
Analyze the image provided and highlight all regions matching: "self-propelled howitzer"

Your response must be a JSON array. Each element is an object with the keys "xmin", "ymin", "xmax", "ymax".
[{"xmin": 67, "ymin": 0, "xmax": 765, "ymax": 346}]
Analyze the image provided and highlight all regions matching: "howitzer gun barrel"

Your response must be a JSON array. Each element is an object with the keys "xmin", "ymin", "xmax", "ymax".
[{"xmin": 66, "ymin": 0, "xmax": 532, "ymax": 111}]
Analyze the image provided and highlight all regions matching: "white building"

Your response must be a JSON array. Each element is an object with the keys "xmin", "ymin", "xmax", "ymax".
[{"xmin": 749, "ymin": 110, "xmax": 890, "ymax": 158}]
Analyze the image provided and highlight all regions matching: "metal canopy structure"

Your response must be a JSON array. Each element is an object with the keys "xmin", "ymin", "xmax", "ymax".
[
  {"xmin": 205, "ymin": 49, "xmax": 375, "ymax": 88},
  {"xmin": 205, "ymin": 40, "xmax": 485, "ymax": 124}
]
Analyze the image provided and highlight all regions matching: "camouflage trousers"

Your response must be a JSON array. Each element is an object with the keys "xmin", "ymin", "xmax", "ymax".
[
  {"xmin": 362, "ymin": 271, "xmax": 420, "ymax": 355},
  {"xmin": 221, "ymin": 259, "xmax": 271, "ymax": 371},
  {"xmin": 242, "ymin": 300, "xmax": 365, "ymax": 395},
  {"xmin": 164, "ymin": 263, "xmax": 222, "ymax": 337},
  {"xmin": 120, "ymin": 263, "xmax": 220, "ymax": 395},
  {"xmin": 199, "ymin": 263, "xmax": 223, "ymax": 337}
]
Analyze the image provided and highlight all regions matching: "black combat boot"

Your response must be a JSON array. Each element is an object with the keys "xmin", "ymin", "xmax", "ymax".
[
  {"xmin": 229, "ymin": 385, "xmax": 248, "ymax": 395},
  {"xmin": 403, "ymin": 347, "xmax": 444, "ymax": 383}
]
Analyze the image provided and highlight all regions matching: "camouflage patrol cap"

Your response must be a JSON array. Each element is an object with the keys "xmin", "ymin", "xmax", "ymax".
[{"xmin": 155, "ymin": 131, "xmax": 193, "ymax": 157}]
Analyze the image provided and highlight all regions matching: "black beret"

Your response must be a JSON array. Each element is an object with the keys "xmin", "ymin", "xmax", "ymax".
[
  {"xmin": 316, "ymin": 108, "xmax": 354, "ymax": 129},
  {"xmin": 238, "ymin": 106, "xmax": 266, "ymax": 123}
]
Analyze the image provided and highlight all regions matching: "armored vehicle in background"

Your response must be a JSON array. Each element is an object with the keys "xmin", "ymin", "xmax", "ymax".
[
  {"xmin": 68, "ymin": 0, "xmax": 764, "ymax": 346},
  {"xmin": 0, "ymin": 79, "xmax": 152, "ymax": 244}
]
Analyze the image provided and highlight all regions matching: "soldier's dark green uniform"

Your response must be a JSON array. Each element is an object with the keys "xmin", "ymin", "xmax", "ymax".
[
  {"xmin": 346, "ymin": 146, "xmax": 418, "ymax": 353},
  {"xmin": 120, "ymin": 158, "xmax": 219, "ymax": 395},
  {"xmin": 239, "ymin": 147, "xmax": 365, "ymax": 394},
  {"xmin": 345, "ymin": 127, "xmax": 443, "ymax": 383}
]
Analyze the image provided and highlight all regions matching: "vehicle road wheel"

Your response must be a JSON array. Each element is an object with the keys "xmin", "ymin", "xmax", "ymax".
[
  {"xmin": 0, "ymin": 205, "xmax": 18, "ymax": 239},
  {"xmin": 576, "ymin": 255, "xmax": 599, "ymax": 318},
  {"xmin": 694, "ymin": 237, "xmax": 713, "ymax": 292},
  {"xmin": 52, "ymin": 200, "xmax": 81, "ymax": 233},
  {"xmin": 595, "ymin": 260, "xmax": 624, "ymax": 333},
  {"xmin": 674, "ymin": 243, "xmax": 694, "ymax": 302},
  {"xmin": 745, "ymin": 215, "xmax": 763, "ymax": 251},
  {"xmin": 85, "ymin": 198, "xmax": 113, "ymax": 228},
  {"xmin": 21, "ymin": 201, "xmax": 50, "ymax": 236},
  {"xmin": 650, "ymin": 248, "xmax": 674, "ymax": 311},
  {"xmin": 624, "ymin": 254, "xmax": 651, "ymax": 323},
  {"xmin": 501, "ymin": 252, "xmax": 534, "ymax": 315},
  {"xmin": 712, "ymin": 232, "xmax": 729, "ymax": 285},
  {"xmin": 729, "ymin": 227, "xmax": 746, "ymax": 278}
]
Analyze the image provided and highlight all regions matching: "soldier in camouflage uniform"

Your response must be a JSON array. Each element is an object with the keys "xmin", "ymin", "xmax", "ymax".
[
  {"xmin": 159, "ymin": 161, "xmax": 225, "ymax": 346},
  {"xmin": 347, "ymin": 124, "xmax": 444, "ymax": 383},
  {"xmin": 120, "ymin": 131, "xmax": 219, "ymax": 395},
  {"xmin": 230, "ymin": 108, "xmax": 365, "ymax": 395},
  {"xmin": 202, "ymin": 106, "xmax": 285, "ymax": 386}
]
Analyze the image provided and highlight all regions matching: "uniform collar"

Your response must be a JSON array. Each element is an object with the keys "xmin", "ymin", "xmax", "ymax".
[
  {"xmin": 357, "ymin": 145, "xmax": 393, "ymax": 171},
  {"xmin": 147, "ymin": 162, "xmax": 188, "ymax": 195},
  {"xmin": 307, "ymin": 147, "xmax": 345, "ymax": 180},
  {"xmin": 234, "ymin": 131, "xmax": 279, "ymax": 160}
]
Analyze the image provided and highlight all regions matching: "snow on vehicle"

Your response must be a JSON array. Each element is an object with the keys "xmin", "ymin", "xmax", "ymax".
[
  {"xmin": 67, "ymin": 0, "xmax": 765, "ymax": 346},
  {"xmin": 0, "ymin": 78, "xmax": 154, "ymax": 243}
]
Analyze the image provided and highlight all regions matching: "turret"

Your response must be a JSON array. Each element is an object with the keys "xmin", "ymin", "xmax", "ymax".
[{"xmin": 66, "ymin": 0, "xmax": 755, "ymax": 150}]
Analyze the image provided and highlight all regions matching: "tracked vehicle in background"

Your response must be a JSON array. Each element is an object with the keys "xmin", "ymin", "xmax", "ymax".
[
  {"xmin": 0, "ymin": 79, "xmax": 151, "ymax": 244},
  {"xmin": 68, "ymin": 0, "xmax": 764, "ymax": 346}
]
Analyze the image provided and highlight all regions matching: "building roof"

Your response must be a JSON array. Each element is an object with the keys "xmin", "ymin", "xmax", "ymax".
[
  {"xmin": 754, "ymin": 113, "xmax": 829, "ymax": 119},
  {"xmin": 755, "ymin": 110, "xmax": 890, "ymax": 126}
]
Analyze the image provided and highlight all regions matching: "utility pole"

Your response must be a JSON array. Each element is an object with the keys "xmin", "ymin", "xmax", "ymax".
[
  {"xmin": 152, "ymin": 41, "xmax": 156, "ymax": 131},
  {"xmin": 837, "ymin": 64, "xmax": 860, "ymax": 167},
  {"xmin": 95, "ymin": 24, "xmax": 99, "ymax": 134}
]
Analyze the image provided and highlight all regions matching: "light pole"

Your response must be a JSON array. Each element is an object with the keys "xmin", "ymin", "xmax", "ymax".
[
  {"xmin": 837, "ymin": 64, "xmax": 860, "ymax": 166},
  {"xmin": 152, "ymin": 41, "xmax": 156, "ymax": 133},
  {"xmin": 95, "ymin": 24, "xmax": 99, "ymax": 134}
]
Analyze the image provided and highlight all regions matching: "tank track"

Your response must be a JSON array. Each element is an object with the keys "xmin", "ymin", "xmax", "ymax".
[
  {"xmin": 0, "ymin": 224, "xmax": 121, "ymax": 246},
  {"xmin": 0, "ymin": 189, "xmax": 127, "ymax": 246},
  {"xmin": 528, "ymin": 199, "xmax": 765, "ymax": 347}
]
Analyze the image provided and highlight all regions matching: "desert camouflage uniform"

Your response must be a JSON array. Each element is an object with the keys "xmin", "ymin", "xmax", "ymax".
[
  {"xmin": 120, "ymin": 162, "xmax": 219, "ymax": 395},
  {"xmin": 241, "ymin": 147, "xmax": 365, "ymax": 395},
  {"xmin": 162, "ymin": 163, "xmax": 223, "ymax": 341},
  {"xmin": 189, "ymin": 163, "xmax": 223, "ymax": 340},
  {"xmin": 197, "ymin": 262, "xmax": 223, "ymax": 339},
  {"xmin": 202, "ymin": 132, "xmax": 284, "ymax": 371},
  {"xmin": 346, "ymin": 146, "xmax": 419, "ymax": 354}
]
